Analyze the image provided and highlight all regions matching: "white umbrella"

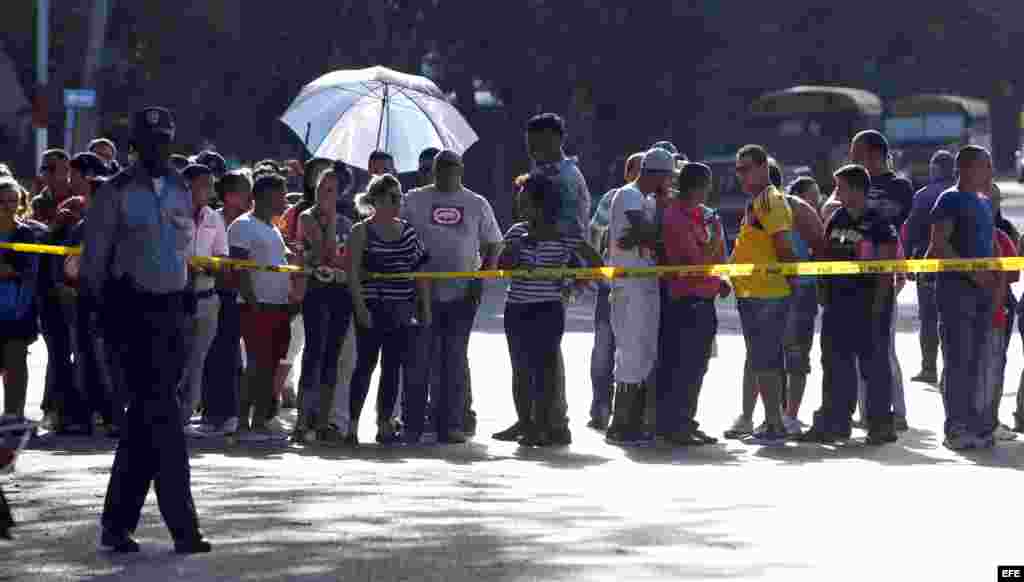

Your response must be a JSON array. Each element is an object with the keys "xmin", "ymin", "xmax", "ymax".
[{"xmin": 280, "ymin": 66, "xmax": 478, "ymax": 173}]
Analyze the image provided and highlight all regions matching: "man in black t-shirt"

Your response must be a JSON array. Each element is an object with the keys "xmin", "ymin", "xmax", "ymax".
[
  {"xmin": 800, "ymin": 165, "xmax": 900, "ymax": 445},
  {"xmin": 849, "ymin": 130, "xmax": 913, "ymax": 429}
]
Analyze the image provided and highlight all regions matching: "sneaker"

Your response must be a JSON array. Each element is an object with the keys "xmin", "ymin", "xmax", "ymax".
[
  {"xmin": 237, "ymin": 430, "xmax": 270, "ymax": 443},
  {"xmin": 994, "ymin": 424, "xmax": 1019, "ymax": 441},
  {"xmin": 942, "ymin": 432, "xmax": 977, "ymax": 451},
  {"xmin": 742, "ymin": 424, "xmax": 788, "ymax": 446},
  {"xmin": 39, "ymin": 412, "xmax": 58, "ymax": 431},
  {"xmin": 586, "ymin": 416, "xmax": 609, "ymax": 431},
  {"xmin": 186, "ymin": 417, "xmax": 239, "ymax": 439},
  {"xmin": 341, "ymin": 433, "xmax": 359, "ymax": 447},
  {"xmin": 796, "ymin": 426, "xmax": 846, "ymax": 444},
  {"xmin": 606, "ymin": 429, "xmax": 653, "ymax": 447},
  {"xmin": 492, "ymin": 422, "xmax": 524, "ymax": 442},
  {"xmin": 782, "ymin": 415, "xmax": 803, "ymax": 436},
  {"xmin": 439, "ymin": 430, "xmax": 468, "ymax": 444},
  {"xmin": 315, "ymin": 424, "xmax": 346, "ymax": 445},
  {"xmin": 376, "ymin": 428, "xmax": 401, "ymax": 445},
  {"xmin": 266, "ymin": 416, "xmax": 293, "ymax": 434},
  {"xmin": 723, "ymin": 416, "xmax": 754, "ymax": 440},
  {"xmin": 910, "ymin": 371, "xmax": 938, "ymax": 384},
  {"xmin": 692, "ymin": 429, "xmax": 718, "ymax": 445},
  {"xmin": 865, "ymin": 428, "xmax": 899, "ymax": 446},
  {"xmin": 248, "ymin": 424, "xmax": 288, "ymax": 441},
  {"xmin": 399, "ymin": 431, "xmax": 422, "ymax": 446},
  {"xmin": 851, "ymin": 418, "xmax": 867, "ymax": 430}
]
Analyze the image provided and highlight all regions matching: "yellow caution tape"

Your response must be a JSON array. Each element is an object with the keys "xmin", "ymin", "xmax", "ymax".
[{"xmin": 2, "ymin": 242, "xmax": 1022, "ymax": 280}]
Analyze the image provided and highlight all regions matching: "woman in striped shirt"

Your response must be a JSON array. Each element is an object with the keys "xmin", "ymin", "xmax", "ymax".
[
  {"xmin": 500, "ymin": 173, "xmax": 602, "ymax": 446},
  {"xmin": 347, "ymin": 175, "xmax": 430, "ymax": 446}
]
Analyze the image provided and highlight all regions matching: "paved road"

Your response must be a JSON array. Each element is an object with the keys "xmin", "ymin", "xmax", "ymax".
[{"xmin": 3, "ymin": 187, "xmax": 1024, "ymax": 581}]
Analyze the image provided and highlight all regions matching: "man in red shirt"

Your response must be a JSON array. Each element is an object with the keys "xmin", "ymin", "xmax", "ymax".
[{"xmin": 656, "ymin": 163, "xmax": 730, "ymax": 445}]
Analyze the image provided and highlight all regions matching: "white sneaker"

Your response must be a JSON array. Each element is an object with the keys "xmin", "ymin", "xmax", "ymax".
[
  {"xmin": 782, "ymin": 415, "xmax": 803, "ymax": 436},
  {"xmin": 184, "ymin": 425, "xmax": 208, "ymax": 439},
  {"xmin": 39, "ymin": 412, "xmax": 59, "ymax": 431},
  {"xmin": 265, "ymin": 416, "xmax": 293, "ymax": 435},
  {"xmin": 994, "ymin": 424, "xmax": 1019, "ymax": 441},
  {"xmin": 237, "ymin": 430, "xmax": 270, "ymax": 443},
  {"xmin": 260, "ymin": 420, "xmax": 291, "ymax": 440}
]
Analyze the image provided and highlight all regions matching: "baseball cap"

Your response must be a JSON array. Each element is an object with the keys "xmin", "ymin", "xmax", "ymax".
[
  {"xmin": 182, "ymin": 163, "xmax": 213, "ymax": 182},
  {"xmin": 650, "ymin": 141, "xmax": 679, "ymax": 156},
  {"xmin": 191, "ymin": 150, "xmax": 227, "ymax": 178},
  {"xmin": 641, "ymin": 148, "xmax": 678, "ymax": 177},
  {"xmin": 419, "ymin": 147, "xmax": 441, "ymax": 170},
  {"xmin": 133, "ymin": 106, "xmax": 175, "ymax": 139}
]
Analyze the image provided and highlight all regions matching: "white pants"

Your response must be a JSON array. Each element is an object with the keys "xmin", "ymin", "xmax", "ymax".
[
  {"xmin": 610, "ymin": 280, "xmax": 661, "ymax": 384},
  {"xmin": 283, "ymin": 314, "xmax": 305, "ymax": 389},
  {"xmin": 180, "ymin": 294, "xmax": 220, "ymax": 416}
]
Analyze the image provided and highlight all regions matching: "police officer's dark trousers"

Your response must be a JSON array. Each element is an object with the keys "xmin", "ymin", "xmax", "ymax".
[{"xmin": 101, "ymin": 287, "xmax": 201, "ymax": 541}]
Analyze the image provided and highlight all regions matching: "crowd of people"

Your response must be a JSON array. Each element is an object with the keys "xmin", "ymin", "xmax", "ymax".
[{"xmin": 1, "ymin": 106, "xmax": 1023, "ymax": 544}]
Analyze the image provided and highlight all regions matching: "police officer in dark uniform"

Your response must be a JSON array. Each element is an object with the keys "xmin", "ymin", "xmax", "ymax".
[{"xmin": 80, "ymin": 106, "xmax": 211, "ymax": 554}]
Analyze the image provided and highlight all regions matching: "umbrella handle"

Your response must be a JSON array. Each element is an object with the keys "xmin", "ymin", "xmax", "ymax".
[
  {"xmin": 304, "ymin": 122, "xmax": 312, "ymax": 149},
  {"xmin": 376, "ymin": 84, "xmax": 389, "ymax": 154}
]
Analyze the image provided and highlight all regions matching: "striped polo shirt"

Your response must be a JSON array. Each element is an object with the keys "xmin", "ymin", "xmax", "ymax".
[
  {"xmin": 504, "ymin": 222, "xmax": 583, "ymax": 304},
  {"xmin": 361, "ymin": 220, "xmax": 428, "ymax": 302}
]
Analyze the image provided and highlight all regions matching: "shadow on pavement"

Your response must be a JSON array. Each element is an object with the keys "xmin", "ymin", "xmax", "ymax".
[{"xmin": 0, "ymin": 461, "xmax": 807, "ymax": 582}]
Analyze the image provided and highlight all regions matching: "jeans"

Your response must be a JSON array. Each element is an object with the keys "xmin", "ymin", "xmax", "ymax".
[
  {"xmin": 857, "ymin": 310, "xmax": 906, "ymax": 419},
  {"xmin": 100, "ymin": 287, "xmax": 201, "ymax": 542},
  {"xmin": 589, "ymin": 286, "xmax": 615, "ymax": 421},
  {"xmin": 916, "ymin": 274, "xmax": 940, "ymax": 373},
  {"xmin": 201, "ymin": 291, "xmax": 241, "ymax": 426},
  {"xmin": 979, "ymin": 326, "xmax": 1007, "ymax": 433},
  {"xmin": 816, "ymin": 295, "xmax": 894, "ymax": 435},
  {"xmin": 178, "ymin": 294, "xmax": 220, "ymax": 421},
  {"xmin": 350, "ymin": 300, "xmax": 414, "ymax": 431},
  {"xmin": 737, "ymin": 297, "xmax": 790, "ymax": 372},
  {"xmin": 937, "ymin": 276, "xmax": 993, "ymax": 438},
  {"xmin": 416, "ymin": 298, "xmax": 477, "ymax": 435},
  {"xmin": 39, "ymin": 301, "xmax": 74, "ymax": 417},
  {"xmin": 504, "ymin": 301, "xmax": 565, "ymax": 430},
  {"xmin": 783, "ymin": 284, "xmax": 818, "ymax": 376},
  {"xmin": 656, "ymin": 296, "xmax": 717, "ymax": 435},
  {"xmin": 70, "ymin": 301, "xmax": 118, "ymax": 426},
  {"xmin": 297, "ymin": 285, "xmax": 353, "ymax": 427}
]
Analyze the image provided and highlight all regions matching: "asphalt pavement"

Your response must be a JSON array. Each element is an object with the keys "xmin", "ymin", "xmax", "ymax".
[{"xmin": 2, "ymin": 187, "xmax": 1024, "ymax": 581}]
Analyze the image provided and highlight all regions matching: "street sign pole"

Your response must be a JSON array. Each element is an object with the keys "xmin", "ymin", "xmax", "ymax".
[{"xmin": 35, "ymin": 0, "xmax": 50, "ymax": 171}]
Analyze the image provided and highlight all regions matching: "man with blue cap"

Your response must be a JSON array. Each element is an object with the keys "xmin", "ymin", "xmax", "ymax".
[{"xmin": 81, "ymin": 106, "xmax": 211, "ymax": 554}]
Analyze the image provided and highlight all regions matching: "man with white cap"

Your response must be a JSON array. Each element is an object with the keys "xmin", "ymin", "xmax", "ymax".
[{"xmin": 604, "ymin": 148, "xmax": 676, "ymax": 445}]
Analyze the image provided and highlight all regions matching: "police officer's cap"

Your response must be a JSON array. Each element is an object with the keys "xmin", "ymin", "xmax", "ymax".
[
  {"xmin": 191, "ymin": 150, "xmax": 227, "ymax": 179},
  {"xmin": 133, "ymin": 106, "xmax": 176, "ymax": 140}
]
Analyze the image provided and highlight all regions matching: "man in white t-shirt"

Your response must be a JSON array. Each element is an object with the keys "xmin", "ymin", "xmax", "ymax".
[
  {"xmin": 228, "ymin": 172, "xmax": 295, "ymax": 442},
  {"xmin": 605, "ymin": 148, "xmax": 675, "ymax": 446}
]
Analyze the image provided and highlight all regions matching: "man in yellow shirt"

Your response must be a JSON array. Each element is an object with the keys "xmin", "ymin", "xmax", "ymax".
[{"xmin": 724, "ymin": 145, "xmax": 795, "ymax": 445}]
